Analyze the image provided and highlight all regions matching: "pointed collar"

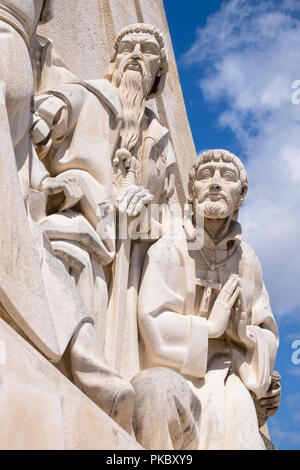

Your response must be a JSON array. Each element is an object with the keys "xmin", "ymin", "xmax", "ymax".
[
  {"xmin": 203, "ymin": 220, "xmax": 242, "ymax": 251},
  {"xmin": 184, "ymin": 219, "xmax": 242, "ymax": 252}
]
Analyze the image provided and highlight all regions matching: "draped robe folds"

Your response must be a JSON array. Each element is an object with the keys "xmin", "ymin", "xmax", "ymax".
[
  {"xmin": 31, "ymin": 37, "xmax": 177, "ymax": 362},
  {"xmin": 0, "ymin": 6, "xmax": 93, "ymax": 362},
  {"xmin": 137, "ymin": 222, "xmax": 279, "ymax": 450},
  {"xmin": 0, "ymin": 0, "xmax": 44, "ymax": 46}
]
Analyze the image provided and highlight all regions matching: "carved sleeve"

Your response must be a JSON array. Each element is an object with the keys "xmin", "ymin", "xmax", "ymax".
[
  {"xmin": 232, "ymin": 248, "xmax": 279, "ymax": 399},
  {"xmin": 138, "ymin": 237, "xmax": 208, "ymax": 378},
  {"xmin": 38, "ymin": 84, "xmax": 90, "ymax": 135}
]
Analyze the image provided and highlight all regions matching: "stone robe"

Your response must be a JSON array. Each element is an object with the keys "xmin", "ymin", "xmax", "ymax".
[
  {"xmin": 0, "ymin": 5, "xmax": 93, "ymax": 363},
  {"xmin": 0, "ymin": 0, "xmax": 44, "ymax": 47},
  {"xmin": 0, "ymin": 16, "xmax": 136, "ymax": 429},
  {"xmin": 31, "ymin": 37, "xmax": 176, "ymax": 354},
  {"xmin": 136, "ymin": 222, "xmax": 279, "ymax": 450}
]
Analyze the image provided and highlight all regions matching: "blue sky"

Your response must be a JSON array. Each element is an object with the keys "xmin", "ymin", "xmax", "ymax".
[{"xmin": 164, "ymin": 0, "xmax": 300, "ymax": 450}]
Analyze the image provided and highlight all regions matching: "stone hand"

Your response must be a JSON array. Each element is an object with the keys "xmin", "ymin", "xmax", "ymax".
[
  {"xmin": 39, "ymin": 176, "xmax": 83, "ymax": 211},
  {"xmin": 235, "ymin": 293, "xmax": 256, "ymax": 349},
  {"xmin": 208, "ymin": 274, "xmax": 240, "ymax": 339},
  {"xmin": 117, "ymin": 185, "xmax": 154, "ymax": 217},
  {"xmin": 254, "ymin": 372, "xmax": 281, "ymax": 426}
]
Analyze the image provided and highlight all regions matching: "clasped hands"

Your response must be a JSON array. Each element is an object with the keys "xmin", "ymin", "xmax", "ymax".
[
  {"xmin": 207, "ymin": 273, "xmax": 256, "ymax": 349},
  {"xmin": 207, "ymin": 274, "xmax": 281, "ymax": 421}
]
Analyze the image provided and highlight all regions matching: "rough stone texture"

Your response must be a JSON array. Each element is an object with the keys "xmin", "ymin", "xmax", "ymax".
[
  {"xmin": 38, "ymin": 0, "xmax": 197, "ymax": 206},
  {"xmin": 0, "ymin": 317, "xmax": 141, "ymax": 450}
]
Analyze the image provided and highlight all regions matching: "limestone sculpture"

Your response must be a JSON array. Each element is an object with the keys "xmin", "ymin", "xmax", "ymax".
[
  {"xmin": 30, "ymin": 23, "xmax": 177, "ymax": 378},
  {"xmin": 0, "ymin": 0, "xmax": 135, "ymax": 434},
  {"xmin": 0, "ymin": 0, "xmax": 281, "ymax": 450},
  {"xmin": 133, "ymin": 150, "xmax": 280, "ymax": 450}
]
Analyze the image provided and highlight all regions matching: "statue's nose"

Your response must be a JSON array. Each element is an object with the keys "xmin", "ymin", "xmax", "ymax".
[
  {"xmin": 209, "ymin": 176, "xmax": 222, "ymax": 190},
  {"xmin": 132, "ymin": 44, "xmax": 142, "ymax": 59},
  {"xmin": 209, "ymin": 182, "xmax": 222, "ymax": 191},
  {"xmin": 209, "ymin": 170, "xmax": 222, "ymax": 190}
]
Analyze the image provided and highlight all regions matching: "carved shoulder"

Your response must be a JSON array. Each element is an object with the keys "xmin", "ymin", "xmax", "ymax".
[{"xmin": 239, "ymin": 240, "xmax": 263, "ymax": 283}]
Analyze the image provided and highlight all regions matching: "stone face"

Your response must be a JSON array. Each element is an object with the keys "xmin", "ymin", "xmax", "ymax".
[
  {"xmin": 0, "ymin": 0, "xmax": 280, "ymax": 451},
  {"xmin": 0, "ymin": 318, "xmax": 141, "ymax": 450}
]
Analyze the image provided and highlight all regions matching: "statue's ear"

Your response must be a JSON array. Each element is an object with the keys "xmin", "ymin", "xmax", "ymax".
[
  {"xmin": 240, "ymin": 184, "xmax": 248, "ymax": 199},
  {"xmin": 156, "ymin": 61, "xmax": 163, "ymax": 78},
  {"xmin": 236, "ymin": 184, "xmax": 248, "ymax": 210}
]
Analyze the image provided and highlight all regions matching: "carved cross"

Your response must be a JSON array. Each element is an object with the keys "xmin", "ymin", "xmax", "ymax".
[{"xmin": 196, "ymin": 270, "xmax": 222, "ymax": 316}]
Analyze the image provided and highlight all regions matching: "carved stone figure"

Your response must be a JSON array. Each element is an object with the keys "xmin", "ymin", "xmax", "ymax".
[
  {"xmin": 0, "ymin": 0, "xmax": 282, "ymax": 450},
  {"xmin": 0, "ymin": 0, "xmax": 135, "ymax": 434},
  {"xmin": 132, "ymin": 149, "xmax": 280, "ymax": 450},
  {"xmin": 0, "ymin": 0, "xmax": 58, "ymax": 355},
  {"xmin": 30, "ymin": 23, "xmax": 177, "ymax": 378}
]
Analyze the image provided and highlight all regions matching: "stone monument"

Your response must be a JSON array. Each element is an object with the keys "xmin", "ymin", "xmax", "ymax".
[
  {"xmin": 133, "ymin": 150, "xmax": 280, "ymax": 450},
  {"xmin": 0, "ymin": 0, "xmax": 280, "ymax": 450}
]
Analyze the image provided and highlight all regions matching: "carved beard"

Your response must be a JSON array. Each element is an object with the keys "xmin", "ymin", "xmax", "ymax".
[
  {"xmin": 194, "ymin": 187, "xmax": 234, "ymax": 219},
  {"xmin": 200, "ymin": 200, "xmax": 232, "ymax": 219},
  {"xmin": 112, "ymin": 64, "xmax": 152, "ymax": 153}
]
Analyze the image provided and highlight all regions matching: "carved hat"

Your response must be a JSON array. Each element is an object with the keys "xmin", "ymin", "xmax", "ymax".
[
  {"xmin": 188, "ymin": 149, "xmax": 249, "ymax": 215},
  {"xmin": 106, "ymin": 23, "xmax": 169, "ymax": 99}
]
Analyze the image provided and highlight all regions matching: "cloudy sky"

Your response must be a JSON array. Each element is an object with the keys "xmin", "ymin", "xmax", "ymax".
[{"xmin": 164, "ymin": 0, "xmax": 300, "ymax": 450}]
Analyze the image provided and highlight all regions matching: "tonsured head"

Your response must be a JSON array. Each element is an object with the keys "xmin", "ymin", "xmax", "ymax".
[
  {"xmin": 188, "ymin": 149, "xmax": 248, "ymax": 220},
  {"xmin": 106, "ymin": 23, "xmax": 168, "ymax": 99}
]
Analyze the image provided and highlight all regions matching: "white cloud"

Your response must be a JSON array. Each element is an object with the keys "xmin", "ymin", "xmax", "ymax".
[
  {"xmin": 286, "ymin": 367, "xmax": 300, "ymax": 377},
  {"xmin": 268, "ymin": 392, "xmax": 300, "ymax": 448},
  {"xmin": 269, "ymin": 417, "xmax": 300, "ymax": 447},
  {"xmin": 184, "ymin": 0, "xmax": 300, "ymax": 316},
  {"xmin": 284, "ymin": 330, "xmax": 300, "ymax": 341},
  {"xmin": 286, "ymin": 393, "xmax": 300, "ymax": 408}
]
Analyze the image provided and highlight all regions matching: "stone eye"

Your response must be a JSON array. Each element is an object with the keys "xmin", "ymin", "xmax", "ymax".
[
  {"xmin": 142, "ymin": 45, "xmax": 158, "ymax": 55},
  {"xmin": 223, "ymin": 171, "xmax": 236, "ymax": 181},
  {"xmin": 119, "ymin": 43, "xmax": 134, "ymax": 53},
  {"xmin": 199, "ymin": 169, "xmax": 212, "ymax": 179}
]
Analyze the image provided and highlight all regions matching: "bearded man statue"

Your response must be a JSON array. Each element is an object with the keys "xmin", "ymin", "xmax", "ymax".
[
  {"xmin": 131, "ymin": 149, "xmax": 280, "ymax": 450},
  {"xmin": 30, "ymin": 23, "xmax": 177, "ymax": 379}
]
